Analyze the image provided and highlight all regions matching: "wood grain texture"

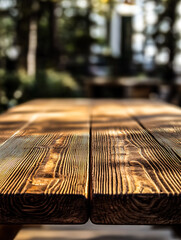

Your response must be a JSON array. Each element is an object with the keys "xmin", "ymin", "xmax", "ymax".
[
  {"xmin": 125, "ymin": 100, "xmax": 181, "ymax": 159},
  {"xmin": 0, "ymin": 99, "xmax": 90, "ymax": 224},
  {"xmin": 90, "ymin": 100, "xmax": 181, "ymax": 224}
]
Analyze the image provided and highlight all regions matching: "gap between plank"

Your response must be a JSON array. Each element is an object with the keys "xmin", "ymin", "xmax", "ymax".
[{"xmin": 88, "ymin": 112, "xmax": 93, "ymax": 218}]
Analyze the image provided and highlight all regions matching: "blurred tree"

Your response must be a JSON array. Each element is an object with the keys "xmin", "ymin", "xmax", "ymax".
[
  {"xmin": 16, "ymin": 0, "xmax": 40, "ymax": 76},
  {"xmin": 153, "ymin": 0, "xmax": 178, "ymax": 82},
  {"xmin": 27, "ymin": 0, "xmax": 39, "ymax": 76}
]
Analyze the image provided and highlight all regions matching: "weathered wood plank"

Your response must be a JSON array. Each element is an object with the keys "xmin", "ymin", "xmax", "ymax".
[
  {"xmin": 125, "ymin": 100, "xmax": 181, "ymax": 159},
  {"xmin": 90, "ymin": 100, "xmax": 181, "ymax": 224},
  {"xmin": 0, "ymin": 99, "xmax": 90, "ymax": 224}
]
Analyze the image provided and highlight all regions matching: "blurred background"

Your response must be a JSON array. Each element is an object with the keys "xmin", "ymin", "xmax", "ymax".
[
  {"xmin": 14, "ymin": 222, "xmax": 181, "ymax": 240},
  {"xmin": 0, "ymin": 0, "xmax": 181, "ymax": 113}
]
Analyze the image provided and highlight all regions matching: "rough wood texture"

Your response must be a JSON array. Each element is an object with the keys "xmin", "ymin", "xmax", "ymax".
[
  {"xmin": 91, "ymin": 100, "xmax": 181, "ymax": 224},
  {"xmin": 0, "ymin": 99, "xmax": 90, "ymax": 224}
]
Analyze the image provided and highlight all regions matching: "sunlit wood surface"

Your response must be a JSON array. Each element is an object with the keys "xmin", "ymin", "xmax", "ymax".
[
  {"xmin": 91, "ymin": 100, "xmax": 181, "ymax": 224},
  {"xmin": 0, "ymin": 99, "xmax": 90, "ymax": 224},
  {"xmin": 1, "ymin": 99, "xmax": 181, "ymax": 225}
]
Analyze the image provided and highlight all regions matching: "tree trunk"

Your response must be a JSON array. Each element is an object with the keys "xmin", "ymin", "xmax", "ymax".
[{"xmin": 27, "ymin": 17, "xmax": 37, "ymax": 76}]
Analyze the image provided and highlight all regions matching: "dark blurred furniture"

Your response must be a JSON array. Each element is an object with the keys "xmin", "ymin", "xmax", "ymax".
[
  {"xmin": 84, "ymin": 76, "xmax": 162, "ymax": 98},
  {"xmin": 175, "ymin": 78, "xmax": 181, "ymax": 106}
]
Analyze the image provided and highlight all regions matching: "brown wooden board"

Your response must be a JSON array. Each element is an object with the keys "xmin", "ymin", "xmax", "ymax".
[
  {"xmin": 90, "ymin": 100, "xmax": 181, "ymax": 224},
  {"xmin": 0, "ymin": 99, "xmax": 90, "ymax": 224}
]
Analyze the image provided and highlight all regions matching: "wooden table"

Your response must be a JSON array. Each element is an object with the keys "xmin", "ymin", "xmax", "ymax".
[{"xmin": 0, "ymin": 99, "xmax": 181, "ymax": 232}]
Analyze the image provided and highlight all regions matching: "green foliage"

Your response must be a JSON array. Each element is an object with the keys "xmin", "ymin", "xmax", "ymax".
[
  {"xmin": 0, "ymin": 69, "xmax": 82, "ymax": 112},
  {"xmin": 0, "ymin": 69, "xmax": 20, "ymax": 111},
  {"xmin": 0, "ymin": 16, "xmax": 15, "ymax": 57},
  {"xmin": 32, "ymin": 69, "xmax": 81, "ymax": 98}
]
